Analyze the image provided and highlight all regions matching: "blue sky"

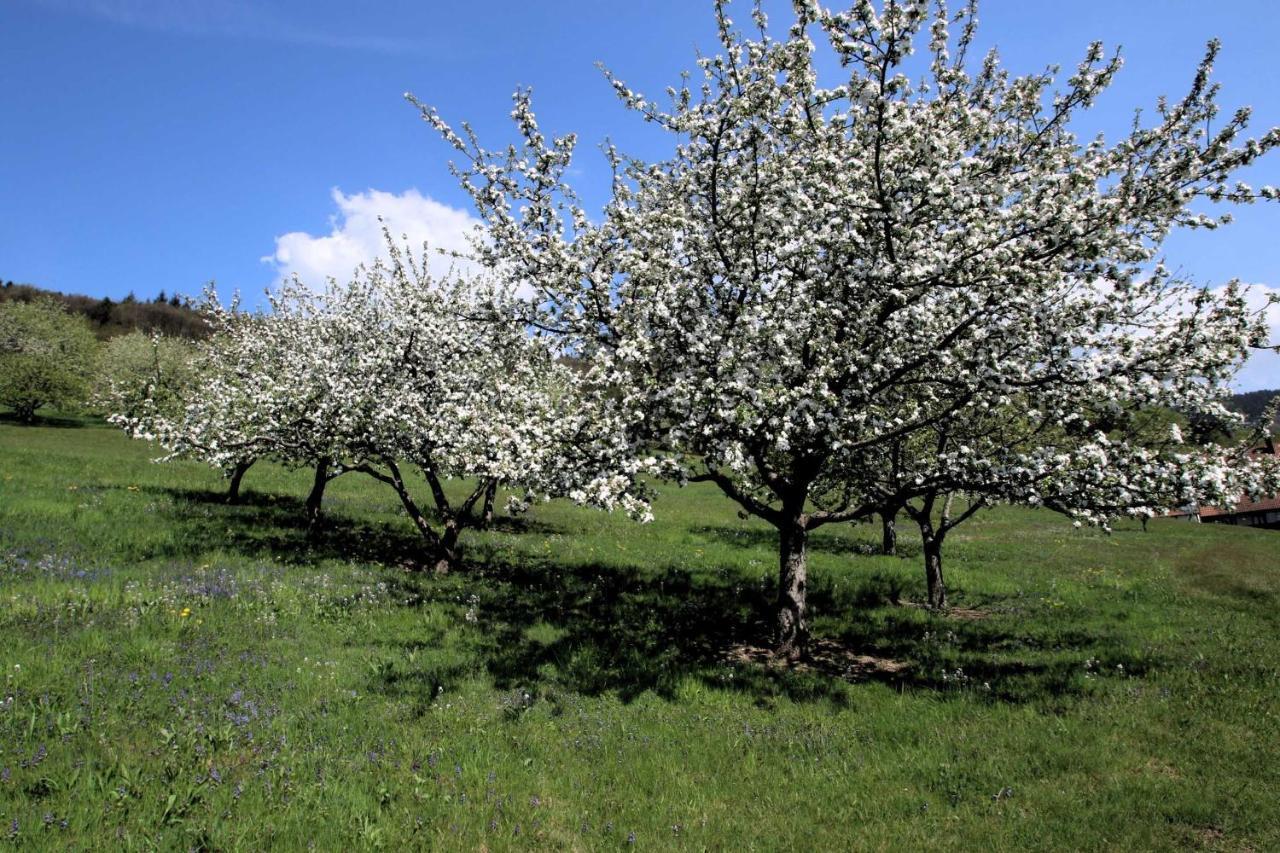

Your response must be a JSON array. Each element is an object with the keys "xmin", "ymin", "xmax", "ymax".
[{"xmin": 3, "ymin": 0, "xmax": 1278, "ymax": 387}]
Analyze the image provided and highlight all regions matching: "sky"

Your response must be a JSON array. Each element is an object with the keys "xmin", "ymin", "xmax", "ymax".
[{"xmin": 2, "ymin": 0, "xmax": 1278, "ymax": 388}]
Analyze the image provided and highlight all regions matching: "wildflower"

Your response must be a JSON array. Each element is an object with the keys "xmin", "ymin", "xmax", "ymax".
[{"xmin": 179, "ymin": 607, "xmax": 192, "ymax": 618}]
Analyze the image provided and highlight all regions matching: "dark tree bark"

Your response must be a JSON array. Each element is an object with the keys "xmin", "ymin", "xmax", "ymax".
[
  {"xmin": 776, "ymin": 518, "xmax": 809, "ymax": 661},
  {"xmin": 305, "ymin": 459, "xmax": 331, "ymax": 530},
  {"xmin": 350, "ymin": 461, "xmax": 493, "ymax": 575},
  {"xmin": 12, "ymin": 401, "xmax": 40, "ymax": 424},
  {"xmin": 684, "ymin": 466, "xmax": 884, "ymax": 661},
  {"xmin": 919, "ymin": 520, "xmax": 947, "ymax": 610},
  {"xmin": 226, "ymin": 459, "xmax": 253, "ymax": 503},
  {"xmin": 480, "ymin": 480, "xmax": 497, "ymax": 529},
  {"xmin": 880, "ymin": 508, "xmax": 898, "ymax": 555},
  {"xmin": 433, "ymin": 520, "xmax": 461, "ymax": 575},
  {"xmin": 906, "ymin": 492, "xmax": 985, "ymax": 611}
]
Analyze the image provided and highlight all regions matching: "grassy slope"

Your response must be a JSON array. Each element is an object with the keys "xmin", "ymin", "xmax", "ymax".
[{"xmin": 0, "ymin": 420, "xmax": 1276, "ymax": 851}]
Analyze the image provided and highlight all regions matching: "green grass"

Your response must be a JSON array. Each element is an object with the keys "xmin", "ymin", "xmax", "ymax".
[{"xmin": 1, "ymin": 417, "xmax": 1277, "ymax": 850}]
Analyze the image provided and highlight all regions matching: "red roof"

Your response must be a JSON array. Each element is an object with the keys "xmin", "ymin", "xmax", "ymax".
[{"xmin": 1197, "ymin": 494, "xmax": 1280, "ymax": 517}]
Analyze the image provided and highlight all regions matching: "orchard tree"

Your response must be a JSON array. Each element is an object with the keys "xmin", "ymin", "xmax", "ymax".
[
  {"xmin": 115, "ymin": 296, "xmax": 283, "ymax": 502},
  {"xmin": 122, "ymin": 251, "xmax": 648, "ymax": 569},
  {"xmin": 853, "ymin": 386, "xmax": 1280, "ymax": 609},
  {"xmin": 0, "ymin": 297, "xmax": 98, "ymax": 422},
  {"xmin": 92, "ymin": 331, "xmax": 197, "ymax": 423},
  {"xmin": 288, "ymin": 248, "xmax": 649, "ymax": 571},
  {"xmin": 417, "ymin": 0, "xmax": 1279, "ymax": 657}
]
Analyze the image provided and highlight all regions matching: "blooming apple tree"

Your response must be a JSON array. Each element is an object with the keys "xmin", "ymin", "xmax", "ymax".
[
  {"xmin": 416, "ymin": 0, "xmax": 1279, "ymax": 655},
  {"xmin": 93, "ymin": 331, "xmax": 198, "ymax": 425},
  {"xmin": 121, "ymin": 244, "xmax": 648, "ymax": 569},
  {"xmin": 112, "ymin": 292, "xmax": 285, "ymax": 501},
  {"xmin": 278, "ymin": 249, "xmax": 649, "ymax": 571}
]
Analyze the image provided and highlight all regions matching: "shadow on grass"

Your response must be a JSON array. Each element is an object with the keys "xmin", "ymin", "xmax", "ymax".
[
  {"xmin": 138, "ymin": 483, "xmax": 563, "ymax": 568},
  {"xmin": 143, "ymin": 483, "xmax": 1159, "ymax": 709},
  {"xmin": 368, "ymin": 550, "xmax": 1160, "ymax": 711},
  {"xmin": 694, "ymin": 524, "xmax": 922, "ymax": 559},
  {"xmin": 0, "ymin": 412, "xmax": 101, "ymax": 429},
  {"xmin": 141, "ymin": 484, "xmax": 429, "ymax": 567}
]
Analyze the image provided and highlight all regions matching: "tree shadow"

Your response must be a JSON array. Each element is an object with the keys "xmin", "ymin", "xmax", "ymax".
[
  {"xmin": 693, "ymin": 524, "xmax": 922, "ymax": 559},
  {"xmin": 139, "ymin": 484, "xmax": 429, "ymax": 567},
  {"xmin": 364, "ymin": 550, "xmax": 1158, "ymax": 711},
  {"xmin": 0, "ymin": 412, "xmax": 100, "ymax": 429},
  {"xmin": 138, "ymin": 483, "xmax": 1159, "ymax": 710},
  {"xmin": 139, "ymin": 483, "xmax": 566, "ymax": 569}
]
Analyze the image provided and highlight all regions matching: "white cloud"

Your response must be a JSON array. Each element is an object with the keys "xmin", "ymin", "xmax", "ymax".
[{"xmin": 265, "ymin": 188, "xmax": 484, "ymax": 288}]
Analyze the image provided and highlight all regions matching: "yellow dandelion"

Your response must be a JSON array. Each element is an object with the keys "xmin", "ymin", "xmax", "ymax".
[{"xmin": 179, "ymin": 607, "xmax": 192, "ymax": 618}]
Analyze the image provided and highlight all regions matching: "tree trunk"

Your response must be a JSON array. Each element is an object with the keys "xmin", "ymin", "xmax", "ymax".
[
  {"xmin": 921, "ymin": 524, "xmax": 946, "ymax": 610},
  {"xmin": 14, "ymin": 402, "xmax": 38, "ymax": 424},
  {"xmin": 305, "ymin": 459, "xmax": 330, "ymax": 530},
  {"xmin": 226, "ymin": 459, "xmax": 253, "ymax": 503},
  {"xmin": 480, "ymin": 480, "xmax": 497, "ymax": 529},
  {"xmin": 776, "ymin": 521, "xmax": 809, "ymax": 661},
  {"xmin": 433, "ymin": 519, "xmax": 461, "ymax": 575},
  {"xmin": 880, "ymin": 509, "xmax": 898, "ymax": 556}
]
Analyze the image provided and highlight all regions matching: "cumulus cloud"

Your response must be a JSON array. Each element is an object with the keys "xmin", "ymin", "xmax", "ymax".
[{"xmin": 265, "ymin": 188, "xmax": 485, "ymax": 288}]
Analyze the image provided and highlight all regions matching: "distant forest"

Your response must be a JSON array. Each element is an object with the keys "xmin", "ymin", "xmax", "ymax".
[
  {"xmin": 1227, "ymin": 388, "xmax": 1280, "ymax": 430},
  {"xmin": 0, "ymin": 280, "xmax": 207, "ymax": 340}
]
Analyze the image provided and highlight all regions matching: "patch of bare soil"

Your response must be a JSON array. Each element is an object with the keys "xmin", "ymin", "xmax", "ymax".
[
  {"xmin": 1139, "ymin": 757, "xmax": 1182, "ymax": 779},
  {"xmin": 726, "ymin": 639, "xmax": 908, "ymax": 681}
]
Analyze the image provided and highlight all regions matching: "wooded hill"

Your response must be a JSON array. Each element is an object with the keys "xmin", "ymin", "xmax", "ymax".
[
  {"xmin": 1227, "ymin": 388, "xmax": 1280, "ymax": 431},
  {"xmin": 0, "ymin": 280, "xmax": 208, "ymax": 340}
]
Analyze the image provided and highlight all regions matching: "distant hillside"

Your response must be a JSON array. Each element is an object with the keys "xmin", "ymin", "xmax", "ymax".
[
  {"xmin": 1228, "ymin": 389, "xmax": 1280, "ymax": 431},
  {"xmin": 0, "ymin": 279, "xmax": 208, "ymax": 340}
]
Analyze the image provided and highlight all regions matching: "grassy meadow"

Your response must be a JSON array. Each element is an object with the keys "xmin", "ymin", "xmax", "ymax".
[{"xmin": 0, "ymin": 417, "xmax": 1277, "ymax": 850}]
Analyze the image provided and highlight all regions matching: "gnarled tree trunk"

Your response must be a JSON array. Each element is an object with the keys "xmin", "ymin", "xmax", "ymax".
[
  {"xmin": 919, "ymin": 520, "xmax": 946, "ymax": 610},
  {"xmin": 480, "ymin": 480, "xmax": 497, "ymax": 529},
  {"xmin": 880, "ymin": 509, "xmax": 898, "ymax": 555},
  {"xmin": 226, "ymin": 459, "xmax": 253, "ymax": 503},
  {"xmin": 776, "ymin": 520, "xmax": 809, "ymax": 661},
  {"xmin": 433, "ymin": 519, "xmax": 461, "ymax": 575},
  {"xmin": 305, "ymin": 459, "xmax": 330, "ymax": 530}
]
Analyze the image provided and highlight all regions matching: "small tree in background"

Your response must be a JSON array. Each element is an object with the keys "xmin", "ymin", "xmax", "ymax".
[
  {"xmin": 0, "ymin": 297, "xmax": 98, "ymax": 422},
  {"xmin": 112, "ymin": 295, "xmax": 279, "ymax": 502},
  {"xmin": 852, "ymin": 395, "xmax": 1280, "ymax": 609},
  {"xmin": 92, "ymin": 330, "xmax": 197, "ymax": 423}
]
